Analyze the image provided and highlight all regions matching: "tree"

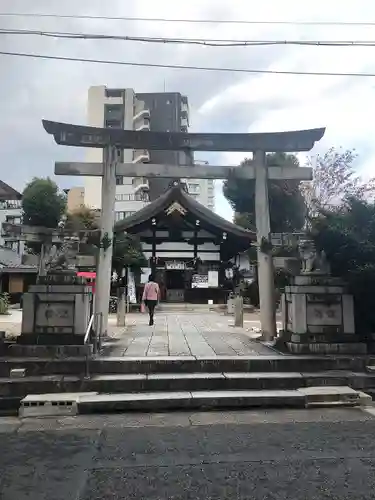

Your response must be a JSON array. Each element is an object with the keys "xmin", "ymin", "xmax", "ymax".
[
  {"xmin": 311, "ymin": 196, "xmax": 375, "ymax": 334},
  {"xmin": 64, "ymin": 206, "xmax": 101, "ymax": 256},
  {"xmin": 22, "ymin": 178, "xmax": 66, "ymax": 254},
  {"xmin": 65, "ymin": 206, "xmax": 100, "ymax": 232},
  {"xmin": 65, "ymin": 207, "xmax": 147, "ymax": 277},
  {"xmin": 22, "ymin": 177, "xmax": 66, "ymax": 228},
  {"xmin": 301, "ymin": 147, "xmax": 375, "ymax": 220},
  {"xmin": 112, "ymin": 233, "xmax": 147, "ymax": 280},
  {"xmin": 223, "ymin": 153, "xmax": 306, "ymax": 232},
  {"xmin": 233, "ymin": 212, "xmax": 255, "ymax": 232}
]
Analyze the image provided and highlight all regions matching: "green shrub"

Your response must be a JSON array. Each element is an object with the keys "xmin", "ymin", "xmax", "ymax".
[{"xmin": 0, "ymin": 293, "xmax": 10, "ymax": 315}]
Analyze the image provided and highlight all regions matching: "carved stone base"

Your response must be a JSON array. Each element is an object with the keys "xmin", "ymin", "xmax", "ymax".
[
  {"xmin": 20, "ymin": 280, "xmax": 92, "ymax": 345},
  {"xmin": 282, "ymin": 274, "xmax": 366, "ymax": 355},
  {"xmin": 290, "ymin": 333, "xmax": 363, "ymax": 344},
  {"xmin": 287, "ymin": 342, "xmax": 367, "ymax": 355},
  {"xmin": 17, "ymin": 333, "xmax": 85, "ymax": 346}
]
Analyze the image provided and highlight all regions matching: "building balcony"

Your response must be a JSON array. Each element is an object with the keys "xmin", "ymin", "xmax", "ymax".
[
  {"xmin": 133, "ymin": 108, "xmax": 151, "ymax": 122},
  {"xmin": 132, "ymin": 177, "xmax": 150, "ymax": 196},
  {"xmin": 0, "ymin": 200, "xmax": 22, "ymax": 210},
  {"xmin": 115, "ymin": 192, "xmax": 150, "ymax": 202},
  {"xmin": 135, "ymin": 120, "xmax": 150, "ymax": 132},
  {"xmin": 181, "ymin": 98, "xmax": 189, "ymax": 114},
  {"xmin": 132, "ymin": 150, "xmax": 150, "ymax": 163}
]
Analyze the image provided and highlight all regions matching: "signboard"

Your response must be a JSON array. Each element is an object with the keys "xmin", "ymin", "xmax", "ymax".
[
  {"xmin": 192, "ymin": 274, "xmax": 208, "ymax": 288},
  {"xmin": 208, "ymin": 270, "xmax": 219, "ymax": 288},
  {"xmin": 127, "ymin": 271, "xmax": 137, "ymax": 304},
  {"xmin": 166, "ymin": 261, "xmax": 185, "ymax": 271}
]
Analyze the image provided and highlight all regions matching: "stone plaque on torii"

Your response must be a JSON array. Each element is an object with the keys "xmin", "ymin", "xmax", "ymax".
[{"xmin": 43, "ymin": 119, "xmax": 325, "ymax": 340}]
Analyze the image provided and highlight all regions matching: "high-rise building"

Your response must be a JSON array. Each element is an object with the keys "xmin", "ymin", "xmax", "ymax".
[
  {"xmin": 64, "ymin": 186, "xmax": 85, "ymax": 213},
  {"xmin": 0, "ymin": 180, "xmax": 23, "ymax": 252},
  {"xmin": 84, "ymin": 86, "xmax": 215, "ymax": 220},
  {"xmin": 136, "ymin": 92, "xmax": 193, "ymax": 200}
]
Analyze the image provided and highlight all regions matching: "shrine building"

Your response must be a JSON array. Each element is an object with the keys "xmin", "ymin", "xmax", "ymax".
[{"xmin": 114, "ymin": 182, "xmax": 255, "ymax": 303}]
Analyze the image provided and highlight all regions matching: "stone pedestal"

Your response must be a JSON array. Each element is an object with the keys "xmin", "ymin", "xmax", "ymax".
[
  {"xmin": 227, "ymin": 298, "xmax": 235, "ymax": 315},
  {"xmin": 282, "ymin": 274, "xmax": 366, "ymax": 354},
  {"xmin": 234, "ymin": 296, "xmax": 244, "ymax": 327},
  {"xmin": 117, "ymin": 287, "xmax": 126, "ymax": 327},
  {"xmin": 20, "ymin": 273, "xmax": 92, "ymax": 345}
]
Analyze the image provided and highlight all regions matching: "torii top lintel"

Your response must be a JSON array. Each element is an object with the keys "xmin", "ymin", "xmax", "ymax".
[{"xmin": 42, "ymin": 120, "xmax": 325, "ymax": 153}]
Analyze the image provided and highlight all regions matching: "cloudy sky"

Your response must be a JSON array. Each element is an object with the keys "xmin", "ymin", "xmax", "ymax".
[{"xmin": 1, "ymin": 0, "xmax": 375, "ymax": 220}]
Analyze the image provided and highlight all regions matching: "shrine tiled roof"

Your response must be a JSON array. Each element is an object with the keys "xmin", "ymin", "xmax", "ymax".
[
  {"xmin": 0, "ymin": 248, "xmax": 37, "ymax": 273},
  {"xmin": 114, "ymin": 185, "xmax": 255, "ymax": 241},
  {"xmin": 0, "ymin": 181, "xmax": 22, "ymax": 201}
]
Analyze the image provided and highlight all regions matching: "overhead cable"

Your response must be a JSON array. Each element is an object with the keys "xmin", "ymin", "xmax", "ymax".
[
  {"xmin": 1, "ymin": 50, "xmax": 375, "ymax": 77},
  {"xmin": 1, "ymin": 28, "xmax": 375, "ymax": 47},
  {"xmin": 0, "ymin": 12, "xmax": 374, "ymax": 26}
]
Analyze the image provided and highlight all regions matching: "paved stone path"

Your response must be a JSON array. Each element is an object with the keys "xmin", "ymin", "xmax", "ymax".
[
  {"xmin": 0, "ymin": 309, "xmax": 22, "ymax": 339},
  {"xmin": 105, "ymin": 311, "xmax": 277, "ymax": 357}
]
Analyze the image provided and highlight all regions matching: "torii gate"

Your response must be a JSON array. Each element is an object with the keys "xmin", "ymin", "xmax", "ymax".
[{"xmin": 42, "ymin": 120, "xmax": 325, "ymax": 339}]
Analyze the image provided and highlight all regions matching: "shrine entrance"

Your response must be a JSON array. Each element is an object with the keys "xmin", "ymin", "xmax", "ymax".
[
  {"xmin": 165, "ymin": 270, "xmax": 185, "ymax": 302},
  {"xmin": 115, "ymin": 182, "xmax": 255, "ymax": 304}
]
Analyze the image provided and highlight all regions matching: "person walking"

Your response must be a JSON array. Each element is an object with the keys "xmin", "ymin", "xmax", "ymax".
[{"xmin": 142, "ymin": 274, "xmax": 160, "ymax": 326}]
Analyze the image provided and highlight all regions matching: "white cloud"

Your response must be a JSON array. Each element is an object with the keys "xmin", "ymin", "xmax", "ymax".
[{"xmin": 1, "ymin": 0, "xmax": 375, "ymax": 221}]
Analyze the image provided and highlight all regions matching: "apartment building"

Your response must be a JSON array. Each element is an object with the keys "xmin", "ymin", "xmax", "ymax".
[
  {"xmin": 64, "ymin": 186, "xmax": 85, "ymax": 213},
  {"xmin": 184, "ymin": 179, "xmax": 215, "ymax": 212},
  {"xmin": 0, "ymin": 181, "xmax": 23, "ymax": 252},
  {"xmin": 84, "ymin": 86, "xmax": 215, "ymax": 222}
]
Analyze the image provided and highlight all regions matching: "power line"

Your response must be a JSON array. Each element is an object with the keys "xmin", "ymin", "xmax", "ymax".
[
  {"xmin": 1, "ymin": 50, "xmax": 375, "ymax": 77},
  {"xmin": 2, "ymin": 28, "xmax": 375, "ymax": 47},
  {"xmin": 0, "ymin": 12, "xmax": 375, "ymax": 26}
]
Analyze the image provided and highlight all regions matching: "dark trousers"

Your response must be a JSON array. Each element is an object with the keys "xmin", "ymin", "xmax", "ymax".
[{"xmin": 145, "ymin": 300, "xmax": 157, "ymax": 325}]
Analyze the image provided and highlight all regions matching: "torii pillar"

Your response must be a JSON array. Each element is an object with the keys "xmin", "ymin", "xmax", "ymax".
[{"xmin": 43, "ymin": 120, "xmax": 325, "ymax": 340}]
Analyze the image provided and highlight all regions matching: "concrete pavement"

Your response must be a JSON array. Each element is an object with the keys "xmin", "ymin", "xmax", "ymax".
[{"xmin": 1, "ymin": 407, "xmax": 375, "ymax": 499}]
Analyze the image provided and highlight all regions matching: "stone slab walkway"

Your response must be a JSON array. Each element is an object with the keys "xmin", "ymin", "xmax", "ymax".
[{"xmin": 105, "ymin": 311, "xmax": 277, "ymax": 358}]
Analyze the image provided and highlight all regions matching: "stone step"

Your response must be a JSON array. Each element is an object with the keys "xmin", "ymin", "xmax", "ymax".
[
  {"xmin": 0, "ymin": 355, "xmax": 370, "ymax": 377},
  {"xmin": 76, "ymin": 386, "xmax": 365, "ymax": 414},
  {"xmin": 2, "ymin": 371, "xmax": 374, "ymax": 402},
  {"xmin": 0, "ymin": 372, "xmax": 308, "ymax": 397},
  {"xmin": 3, "ymin": 344, "xmax": 92, "ymax": 358}
]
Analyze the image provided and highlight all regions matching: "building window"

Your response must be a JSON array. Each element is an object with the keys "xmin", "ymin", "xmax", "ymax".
[
  {"xmin": 115, "ymin": 193, "xmax": 149, "ymax": 202},
  {"xmin": 115, "ymin": 211, "xmax": 136, "ymax": 221},
  {"xmin": 105, "ymin": 119, "xmax": 122, "ymax": 129},
  {"xmin": 116, "ymin": 176, "xmax": 124, "ymax": 185},
  {"xmin": 105, "ymin": 88, "xmax": 123, "ymax": 98},
  {"xmin": 106, "ymin": 104, "xmax": 122, "ymax": 114},
  {"xmin": 188, "ymin": 183, "xmax": 200, "ymax": 193},
  {"xmin": 6, "ymin": 215, "xmax": 21, "ymax": 224},
  {"xmin": 0, "ymin": 200, "xmax": 22, "ymax": 209}
]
